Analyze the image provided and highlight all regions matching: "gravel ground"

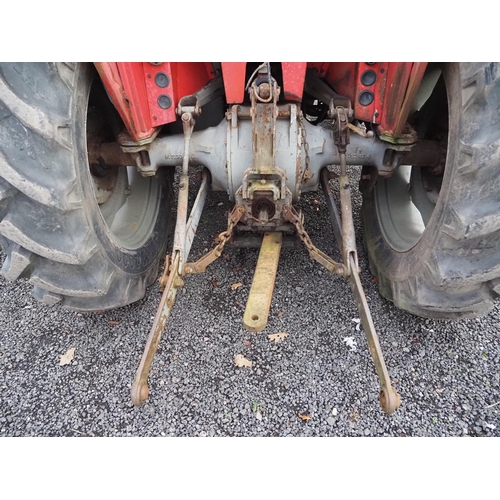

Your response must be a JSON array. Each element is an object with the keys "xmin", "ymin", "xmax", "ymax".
[{"xmin": 0, "ymin": 168, "xmax": 499, "ymax": 437}]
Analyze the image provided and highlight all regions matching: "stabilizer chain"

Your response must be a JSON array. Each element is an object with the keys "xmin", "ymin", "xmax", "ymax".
[
  {"xmin": 282, "ymin": 205, "xmax": 346, "ymax": 276},
  {"xmin": 183, "ymin": 205, "xmax": 246, "ymax": 275}
]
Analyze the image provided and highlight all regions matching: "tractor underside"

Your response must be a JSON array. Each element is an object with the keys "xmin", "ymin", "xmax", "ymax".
[{"xmin": 88, "ymin": 62, "xmax": 446, "ymax": 413}]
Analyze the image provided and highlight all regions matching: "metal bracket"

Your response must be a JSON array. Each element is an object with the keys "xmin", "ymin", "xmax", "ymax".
[{"xmin": 330, "ymin": 104, "xmax": 351, "ymax": 155}]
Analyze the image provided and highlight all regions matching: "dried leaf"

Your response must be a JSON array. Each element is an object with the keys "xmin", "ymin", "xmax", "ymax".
[
  {"xmin": 298, "ymin": 413, "xmax": 311, "ymax": 421},
  {"xmin": 234, "ymin": 354, "xmax": 252, "ymax": 368},
  {"xmin": 95, "ymin": 310, "xmax": 105, "ymax": 316},
  {"xmin": 435, "ymin": 388, "xmax": 445, "ymax": 394},
  {"xmin": 235, "ymin": 265, "xmax": 244, "ymax": 272},
  {"xmin": 235, "ymin": 301, "xmax": 245, "ymax": 309},
  {"xmin": 231, "ymin": 282, "xmax": 242, "ymax": 291},
  {"xmin": 59, "ymin": 347, "xmax": 76, "ymax": 366},
  {"xmin": 371, "ymin": 277, "xmax": 379, "ymax": 283},
  {"xmin": 243, "ymin": 339, "xmax": 252, "ymax": 349},
  {"xmin": 173, "ymin": 355, "xmax": 178, "ymax": 361},
  {"xmin": 268, "ymin": 332, "xmax": 289, "ymax": 343},
  {"xmin": 277, "ymin": 311, "xmax": 284, "ymax": 318},
  {"xmin": 349, "ymin": 408, "xmax": 360, "ymax": 423},
  {"xmin": 224, "ymin": 254, "xmax": 231, "ymax": 261},
  {"xmin": 108, "ymin": 320, "xmax": 120, "ymax": 326},
  {"xmin": 211, "ymin": 280, "xmax": 218, "ymax": 288}
]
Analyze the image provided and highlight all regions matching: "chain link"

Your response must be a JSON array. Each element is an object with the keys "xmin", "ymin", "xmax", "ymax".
[
  {"xmin": 183, "ymin": 205, "xmax": 246, "ymax": 275},
  {"xmin": 283, "ymin": 205, "xmax": 346, "ymax": 276}
]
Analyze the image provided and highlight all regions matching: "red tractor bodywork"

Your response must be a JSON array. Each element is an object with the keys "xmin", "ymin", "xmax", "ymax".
[
  {"xmin": 95, "ymin": 62, "xmax": 216, "ymax": 142},
  {"xmin": 94, "ymin": 62, "xmax": 426, "ymax": 144}
]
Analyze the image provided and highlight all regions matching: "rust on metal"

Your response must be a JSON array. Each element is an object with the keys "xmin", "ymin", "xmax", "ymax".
[
  {"xmin": 131, "ymin": 252, "xmax": 181, "ymax": 407},
  {"xmin": 339, "ymin": 163, "xmax": 357, "ymax": 273},
  {"xmin": 349, "ymin": 255, "xmax": 400, "ymax": 414},
  {"xmin": 183, "ymin": 205, "xmax": 245, "ymax": 275},
  {"xmin": 324, "ymin": 108, "xmax": 401, "ymax": 414},
  {"xmin": 159, "ymin": 255, "xmax": 171, "ymax": 290},
  {"xmin": 243, "ymin": 232, "xmax": 283, "ymax": 332},
  {"xmin": 393, "ymin": 63, "xmax": 428, "ymax": 138},
  {"xmin": 298, "ymin": 112, "xmax": 312, "ymax": 184},
  {"xmin": 88, "ymin": 141, "xmax": 138, "ymax": 168},
  {"xmin": 382, "ymin": 64, "xmax": 411, "ymax": 130},
  {"xmin": 283, "ymin": 205, "xmax": 346, "ymax": 276},
  {"xmin": 399, "ymin": 139, "xmax": 446, "ymax": 169},
  {"xmin": 259, "ymin": 82, "xmax": 271, "ymax": 100}
]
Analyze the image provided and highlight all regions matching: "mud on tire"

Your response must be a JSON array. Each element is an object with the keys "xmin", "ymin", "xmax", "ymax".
[
  {"xmin": 362, "ymin": 62, "xmax": 500, "ymax": 319},
  {"xmin": 0, "ymin": 63, "xmax": 173, "ymax": 311}
]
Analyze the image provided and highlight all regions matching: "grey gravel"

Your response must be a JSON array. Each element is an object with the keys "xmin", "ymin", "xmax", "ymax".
[{"xmin": 0, "ymin": 167, "xmax": 499, "ymax": 436}]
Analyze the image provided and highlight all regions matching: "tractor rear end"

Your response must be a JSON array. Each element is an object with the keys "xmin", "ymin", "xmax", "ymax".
[{"xmin": 1, "ymin": 62, "xmax": 499, "ymax": 414}]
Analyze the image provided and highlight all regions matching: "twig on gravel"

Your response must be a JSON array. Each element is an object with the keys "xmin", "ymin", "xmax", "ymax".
[{"xmin": 485, "ymin": 401, "xmax": 500, "ymax": 409}]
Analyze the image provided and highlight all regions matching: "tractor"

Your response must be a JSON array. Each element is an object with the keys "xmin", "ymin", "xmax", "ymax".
[{"xmin": 0, "ymin": 62, "xmax": 498, "ymax": 413}]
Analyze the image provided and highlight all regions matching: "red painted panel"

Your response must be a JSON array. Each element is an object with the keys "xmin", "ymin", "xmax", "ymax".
[
  {"xmin": 324, "ymin": 62, "xmax": 357, "ymax": 103},
  {"xmin": 170, "ymin": 62, "xmax": 214, "ymax": 103},
  {"xmin": 378, "ymin": 62, "xmax": 413, "ymax": 132},
  {"xmin": 143, "ymin": 62, "xmax": 176, "ymax": 127},
  {"xmin": 281, "ymin": 62, "xmax": 307, "ymax": 101},
  {"xmin": 115, "ymin": 63, "xmax": 152, "ymax": 137},
  {"xmin": 307, "ymin": 62, "xmax": 331, "ymax": 78},
  {"xmin": 322, "ymin": 62, "xmax": 416, "ymax": 128},
  {"xmin": 221, "ymin": 62, "xmax": 247, "ymax": 103},
  {"xmin": 95, "ymin": 62, "xmax": 214, "ymax": 142},
  {"xmin": 96, "ymin": 61, "xmax": 423, "ymax": 143},
  {"xmin": 353, "ymin": 62, "xmax": 389, "ymax": 123},
  {"xmin": 95, "ymin": 62, "xmax": 154, "ymax": 141}
]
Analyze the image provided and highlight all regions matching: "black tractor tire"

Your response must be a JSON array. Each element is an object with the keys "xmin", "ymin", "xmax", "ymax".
[
  {"xmin": 362, "ymin": 62, "xmax": 500, "ymax": 319},
  {"xmin": 0, "ymin": 63, "xmax": 173, "ymax": 311}
]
